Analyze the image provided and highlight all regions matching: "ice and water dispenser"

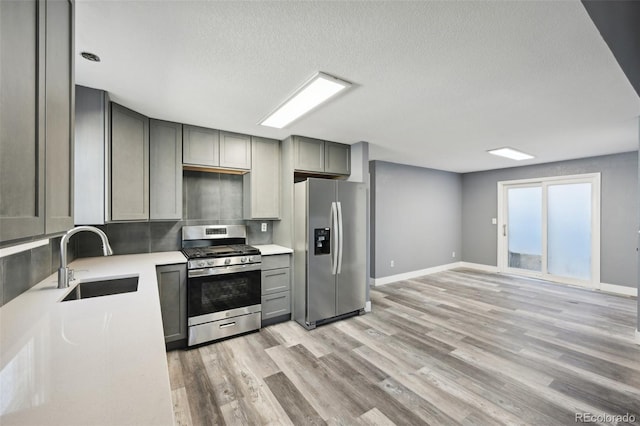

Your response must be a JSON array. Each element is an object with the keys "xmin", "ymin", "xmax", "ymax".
[{"xmin": 314, "ymin": 228, "xmax": 331, "ymax": 255}]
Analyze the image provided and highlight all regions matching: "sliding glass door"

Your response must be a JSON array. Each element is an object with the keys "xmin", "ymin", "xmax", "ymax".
[{"xmin": 498, "ymin": 174, "xmax": 600, "ymax": 288}]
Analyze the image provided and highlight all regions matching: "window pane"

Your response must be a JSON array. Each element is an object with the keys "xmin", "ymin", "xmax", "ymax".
[
  {"xmin": 507, "ymin": 187, "xmax": 542, "ymax": 271},
  {"xmin": 547, "ymin": 183, "xmax": 591, "ymax": 280}
]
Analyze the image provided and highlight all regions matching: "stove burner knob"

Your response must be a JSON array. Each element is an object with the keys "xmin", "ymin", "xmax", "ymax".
[
  {"xmin": 247, "ymin": 256, "xmax": 253, "ymax": 262},
  {"xmin": 240, "ymin": 257, "xmax": 247, "ymax": 263},
  {"xmin": 224, "ymin": 258, "xmax": 231, "ymax": 265},
  {"xmin": 197, "ymin": 261, "xmax": 206, "ymax": 267}
]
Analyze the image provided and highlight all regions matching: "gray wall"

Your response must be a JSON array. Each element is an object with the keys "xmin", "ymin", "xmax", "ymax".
[
  {"xmin": 461, "ymin": 152, "xmax": 638, "ymax": 288},
  {"xmin": 370, "ymin": 161, "xmax": 462, "ymax": 278}
]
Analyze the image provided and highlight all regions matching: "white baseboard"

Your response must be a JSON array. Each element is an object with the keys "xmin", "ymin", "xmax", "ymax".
[
  {"xmin": 457, "ymin": 262, "xmax": 499, "ymax": 273},
  {"xmin": 372, "ymin": 263, "xmax": 639, "ymax": 299},
  {"xmin": 599, "ymin": 282, "xmax": 638, "ymax": 297},
  {"xmin": 372, "ymin": 262, "xmax": 459, "ymax": 286}
]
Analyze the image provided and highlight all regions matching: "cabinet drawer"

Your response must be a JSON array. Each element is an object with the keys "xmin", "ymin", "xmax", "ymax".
[
  {"xmin": 261, "ymin": 292, "xmax": 290, "ymax": 320},
  {"xmin": 262, "ymin": 254, "xmax": 290, "ymax": 270},
  {"xmin": 262, "ymin": 268, "xmax": 290, "ymax": 295}
]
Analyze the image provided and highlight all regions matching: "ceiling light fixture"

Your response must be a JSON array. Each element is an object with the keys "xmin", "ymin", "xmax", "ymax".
[
  {"xmin": 80, "ymin": 51, "xmax": 101, "ymax": 62},
  {"xmin": 259, "ymin": 72, "xmax": 352, "ymax": 129},
  {"xmin": 487, "ymin": 147, "xmax": 534, "ymax": 161}
]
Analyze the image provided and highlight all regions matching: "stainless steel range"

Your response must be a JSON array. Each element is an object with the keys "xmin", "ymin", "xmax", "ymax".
[{"xmin": 181, "ymin": 225, "xmax": 261, "ymax": 346}]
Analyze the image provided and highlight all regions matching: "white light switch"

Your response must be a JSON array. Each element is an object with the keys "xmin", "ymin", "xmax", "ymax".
[
  {"xmin": 491, "ymin": 218, "xmax": 497, "ymax": 225},
  {"xmin": 261, "ymin": 223, "xmax": 267, "ymax": 232}
]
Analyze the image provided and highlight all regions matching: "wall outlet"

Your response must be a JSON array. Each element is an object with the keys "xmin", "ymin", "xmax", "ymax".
[
  {"xmin": 390, "ymin": 260, "xmax": 395, "ymax": 267},
  {"xmin": 491, "ymin": 218, "xmax": 497, "ymax": 225},
  {"xmin": 261, "ymin": 223, "xmax": 267, "ymax": 232},
  {"xmin": 452, "ymin": 251, "xmax": 456, "ymax": 258}
]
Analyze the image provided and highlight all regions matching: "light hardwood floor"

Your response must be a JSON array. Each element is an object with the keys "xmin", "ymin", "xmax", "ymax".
[{"xmin": 167, "ymin": 269, "xmax": 640, "ymax": 425}]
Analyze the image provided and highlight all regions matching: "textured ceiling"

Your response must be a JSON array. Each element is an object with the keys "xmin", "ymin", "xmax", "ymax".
[{"xmin": 75, "ymin": 0, "xmax": 639, "ymax": 173}]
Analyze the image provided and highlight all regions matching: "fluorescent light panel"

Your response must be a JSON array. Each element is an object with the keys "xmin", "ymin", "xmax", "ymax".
[
  {"xmin": 487, "ymin": 147, "xmax": 534, "ymax": 161},
  {"xmin": 260, "ymin": 72, "xmax": 351, "ymax": 129}
]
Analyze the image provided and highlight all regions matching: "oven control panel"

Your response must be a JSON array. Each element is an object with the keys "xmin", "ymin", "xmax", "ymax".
[{"xmin": 188, "ymin": 255, "xmax": 261, "ymax": 270}]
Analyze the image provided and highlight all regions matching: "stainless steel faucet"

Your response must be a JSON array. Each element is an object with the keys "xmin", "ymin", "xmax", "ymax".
[{"xmin": 58, "ymin": 226, "xmax": 113, "ymax": 288}]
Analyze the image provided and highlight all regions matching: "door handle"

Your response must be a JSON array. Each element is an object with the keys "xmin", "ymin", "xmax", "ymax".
[
  {"xmin": 337, "ymin": 201, "xmax": 343, "ymax": 274},
  {"xmin": 331, "ymin": 202, "xmax": 338, "ymax": 275},
  {"xmin": 265, "ymin": 295, "xmax": 286, "ymax": 302},
  {"xmin": 503, "ymin": 224, "xmax": 507, "ymax": 237}
]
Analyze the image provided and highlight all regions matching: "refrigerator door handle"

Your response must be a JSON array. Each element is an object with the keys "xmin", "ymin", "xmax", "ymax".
[
  {"xmin": 331, "ymin": 202, "xmax": 339, "ymax": 275},
  {"xmin": 337, "ymin": 201, "xmax": 344, "ymax": 274}
]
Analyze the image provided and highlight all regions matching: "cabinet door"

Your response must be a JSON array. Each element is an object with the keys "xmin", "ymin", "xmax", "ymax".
[
  {"xmin": 156, "ymin": 264, "xmax": 187, "ymax": 343},
  {"xmin": 150, "ymin": 120, "xmax": 182, "ymax": 220},
  {"xmin": 219, "ymin": 131, "xmax": 251, "ymax": 169},
  {"xmin": 244, "ymin": 137, "xmax": 280, "ymax": 219},
  {"xmin": 111, "ymin": 103, "xmax": 149, "ymax": 221},
  {"xmin": 261, "ymin": 292, "xmax": 290, "ymax": 320},
  {"xmin": 262, "ymin": 268, "xmax": 290, "ymax": 295},
  {"xmin": 324, "ymin": 142, "xmax": 350, "ymax": 175},
  {"xmin": 45, "ymin": 0, "xmax": 74, "ymax": 233},
  {"xmin": 0, "ymin": 0, "xmax": 45, "ymax": 241},
  {"xmin": 74, "ymin": 86, "xmax": 107, "ymax": 225},
  {"xmin": 294, "ymin": 136, "xmax": 324, "ymax": 172},
  {"xmin": 183, "ymin": 125, "xmax": 219, "ymax": 167}
]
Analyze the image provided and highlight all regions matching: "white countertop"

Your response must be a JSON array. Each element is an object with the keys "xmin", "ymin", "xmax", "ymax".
[
  {"xmin": 253, "ymin": 244, "xmax": 293, "ymax": 255},
  {"xmin": 0, "ymin": 251, "xmax": 186, "ymax": 426}
]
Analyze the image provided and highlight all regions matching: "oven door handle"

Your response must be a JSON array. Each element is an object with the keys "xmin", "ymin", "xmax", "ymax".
[{"xmin": 188, "ymin": 263, "xmax": 262, "ymax": 278}]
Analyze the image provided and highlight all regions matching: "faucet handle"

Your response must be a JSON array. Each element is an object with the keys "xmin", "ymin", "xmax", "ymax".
[{"xmin": 68, "ymin": 269, "xmax": 75, "ymax": 281}]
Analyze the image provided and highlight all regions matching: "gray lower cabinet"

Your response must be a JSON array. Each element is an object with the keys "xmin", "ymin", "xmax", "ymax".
[
  {"xmin": 244, "ymin": 137, "xmax": 280, "ymax": 219},
  {"xmin": 111, "ymin": 103, "xmax": 149, "ymax": 221},
  {"xmin": 0, "ymin": 0, "xmax": 74, "ymax": 243},
  {"xmin": 220, "ymin": 131, "xmax": 251, "ymax": 169},
  {"xmin": 261, "ymin": 254, "xmax": 291, "ymax": 324},
  {"xmin": 183, "ymin": 125, "xmax": 219, "ymax": 167},
  {"xmin": 293, "ymin": 135, "xmax": 350, "ymax": 176},
  {"xmin": 150, "ymin": 120, "xmax": 182, "ymax": 220},
  {"xmin": 156, "ymin": 263, "xmax": 187, "ymax": 345}
]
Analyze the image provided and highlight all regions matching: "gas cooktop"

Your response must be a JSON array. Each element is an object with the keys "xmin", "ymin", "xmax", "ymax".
[{"xmin": 182, "ymin": 244, "xmax": 260, "ymax": 260}]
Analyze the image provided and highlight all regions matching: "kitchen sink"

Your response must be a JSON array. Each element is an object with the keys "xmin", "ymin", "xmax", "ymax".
[{"xmin": 61, "ymin": 276, "xmax": 139, "ymax": 302}]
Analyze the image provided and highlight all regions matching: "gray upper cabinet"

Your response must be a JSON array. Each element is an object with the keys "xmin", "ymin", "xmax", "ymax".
[
  {"xmin": 293, "ymin": 136, "xmax": 350, "ymax": 176},
  {"xmin": 74, "ymin": 85, "xmax": 109, "ymax": 225},
  {"xmin": 183, "ymin": 126, "xmax": 251, "ymax": 171},
  {"xmin": 244, "ymin": 137, "xmax": 280, "ymax": 219},
  {"xmin": 324, "ymin": 142, "xmax": 350, "ymax": 175},
  {"xmin": 294, "ymin": 136, "xmax": 325, "ymax": 173},
  {"xmin": 45, "ymin": 0, "xmax": 74, "ymax": 234},
  {"xmin": 1, "ymin": 0, "xmax": 74, "ymax": 243},
  {"xmin": 183, "ymin": 125, "xmax": 219, "ymax": 167},
  {"xmin": 150, "ymin": 120, "xmax": 182, "ymax": 220},
  {"xmin": 111, "ymin": 103, "xmax": 149, "ymax": 221},
  {"xmin": 0, "ymin": 0, "xmax": 45, "ymax": 242},
  {"xmin": 219, "ymin": 131, "xmax": 251, "ymax": 170}
]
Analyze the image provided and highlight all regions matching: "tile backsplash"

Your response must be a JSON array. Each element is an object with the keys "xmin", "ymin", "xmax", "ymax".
[
  {"xmin": 74, "ymin": 171, "xmax": 274, "ymax": 257},
  {"xmin": 0, "ymin": 237, "xmax": 75, "ymax": 307}
]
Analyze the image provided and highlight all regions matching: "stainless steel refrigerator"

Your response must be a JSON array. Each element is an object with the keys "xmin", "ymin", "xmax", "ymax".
[{"xmin": 293, "ymin": 178, "xmax": 367, "ymax": 329}]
